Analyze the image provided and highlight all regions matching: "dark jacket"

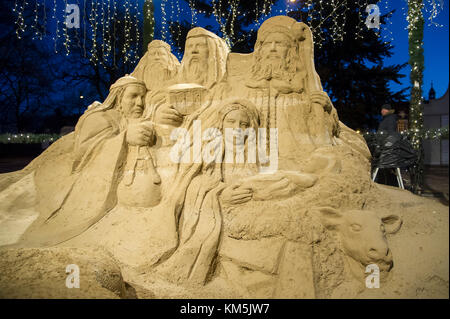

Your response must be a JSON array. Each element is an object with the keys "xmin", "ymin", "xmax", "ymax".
[{"xmin": 378, "ymin": 113, "xmax": 398, "ymax": 133}]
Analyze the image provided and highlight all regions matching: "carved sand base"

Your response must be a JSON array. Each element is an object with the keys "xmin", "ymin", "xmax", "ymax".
[
  {"xmin": 0, "ymin": 183, "xmax": 447, "ymax": 299},
  {"xmin": 118, "ymin": 186, "xmax": 449, "ymax": 299}
]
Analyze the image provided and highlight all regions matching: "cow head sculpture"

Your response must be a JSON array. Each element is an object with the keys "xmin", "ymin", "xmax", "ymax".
[{"xmin": 316, "ymin": 207, "xmax": 402, "ymax": 278}]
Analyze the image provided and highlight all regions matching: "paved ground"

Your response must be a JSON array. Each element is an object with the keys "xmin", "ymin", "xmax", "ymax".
[
  {"xmin": 0, "ymin": 155, "xmax": 448, "ymax": 205},
  {"xmin": 423, "ymin": 165, "xmax": 449, "ymax": 204}
]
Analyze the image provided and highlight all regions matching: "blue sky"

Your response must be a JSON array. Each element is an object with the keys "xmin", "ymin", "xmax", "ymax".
[
  {"xmin": 152, "ymin": 0, "xmax": 449, "ymax": 100},
  {"xmin": 381, "ymin": 0, "xmax": 449, "ymax": 99}
]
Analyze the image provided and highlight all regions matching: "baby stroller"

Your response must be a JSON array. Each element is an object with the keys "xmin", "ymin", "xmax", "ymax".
[{"xmin": 366, "ymin": 132, "xmax": 417, "ymax": 189}]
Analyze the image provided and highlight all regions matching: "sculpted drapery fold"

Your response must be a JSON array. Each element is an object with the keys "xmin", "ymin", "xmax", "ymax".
[{"xmin": 14, "ymin": 77, "xmax": 148, "ymax": 247}]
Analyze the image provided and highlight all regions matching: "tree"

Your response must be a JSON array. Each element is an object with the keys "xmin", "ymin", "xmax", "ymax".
[
  {"xmin": 288, "ymin": 2, "xmax": 409, "ymax": 130},
  {"xmin": 407, "ymin": 0, "xmax": 425, "ymax": 193},
  {"xmin": 0, "ymin": 0, "xmax": 58, "ymax": 132},
  {"xmin": 1, "ymin": 1, "xmax": 149, "ymax": 132},
  {"xmin": 143, "ymin": 0, "xmax": 156, "ymax": 54},
  {"xmin": 165, "ymin": 0, "xmax": 278, "ymax": 55},
  {"xmin": 290, "ymin": 2, "xmax": 407, "ymax": 129},
  {"xmin": 56, "ymin": 1, "xmax": 144, "ymax": 102}
]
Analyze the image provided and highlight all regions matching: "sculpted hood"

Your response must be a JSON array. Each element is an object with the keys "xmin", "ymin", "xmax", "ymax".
[{"xmin": 179, "ymin": 27, "xmax": 229, "ymax": 89}]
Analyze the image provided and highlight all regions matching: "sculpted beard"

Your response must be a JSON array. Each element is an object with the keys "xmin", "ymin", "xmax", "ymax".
[
  {"xmin": 145, "ymin": 62, "xmax": 171, "ymax": 90},
  {"xmin": 251, "ymin": 50, "xmax": 296, "ymax": 82},
  {"xmin": 184, "ymin": 56, "xmax": 207, "ymax": 84}
]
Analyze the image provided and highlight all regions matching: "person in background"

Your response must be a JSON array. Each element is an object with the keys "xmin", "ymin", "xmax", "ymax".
[
  {"xmin": 378, "ymin": 104, "xmax": 398, "ymax": 133},
  {"xmin": 375, "ymin": 103, "xmax": 412, "ymax": 188}
]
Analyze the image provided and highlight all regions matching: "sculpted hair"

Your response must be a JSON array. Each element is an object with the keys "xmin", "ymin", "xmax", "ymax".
[
  {"xmin": 200, "ymin": 99, "xmax": 261, "ymax": 173},
  {"xmin": 76, "ymin": 76, "xmax": 146, "ymax": 135},
  {"xmin": 131, "ymin": 40, "xmax": 180, "ymax": 87},
  {"xmin": 250, "ymin": 37, "xmax": 300, "ymax": 81},
  {"xmin": 217, "ymin": 99, "xmax": 261, "ymax": 130},
  {"xmin": 180, "ymin": 28, "xmax": 229, "ymax": 88}
]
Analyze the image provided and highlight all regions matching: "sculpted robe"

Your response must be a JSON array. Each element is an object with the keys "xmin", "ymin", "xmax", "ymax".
[
  {"xmin": 217, "ymin": 52, "xmax": 370, "ymax": 172},
  {"xmin": 217, "ymin": 53, "xmax": 318, "ymax": 170},
  {"xmin": 15, "ymin": 109, "xmax": 128, "ymax": 247}
]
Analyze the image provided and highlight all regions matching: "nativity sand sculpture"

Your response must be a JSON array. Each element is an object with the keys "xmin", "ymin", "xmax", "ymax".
[{"xmin": 0, "ymin": 16, "xmax": 448, "ymax": 299}]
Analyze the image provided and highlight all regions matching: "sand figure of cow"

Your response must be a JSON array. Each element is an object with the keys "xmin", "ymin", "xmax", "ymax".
[{"xmin": 314, "ymin": 207, "xmax": 402, "ymax": 296}]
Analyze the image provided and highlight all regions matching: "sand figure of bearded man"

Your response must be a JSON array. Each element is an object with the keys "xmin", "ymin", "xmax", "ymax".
[
  {"xmin": 248, "ymin": 16, "xmax": 339, "ymax": 170},
  {"xmin": 152, "ymin": 27, "xmax": 229, "ymax": 131},
  {"xmin": 147, "ymin": 28, "xmax": 230, "ymax": 187},
  {"xmin": 131, "ymin": 39, "xmax": 181, "ymax": 120},
  {"xmin": 131, "ymin": 40, "xmax": 180, "ymax": 92},
  {"xmin": 178, "ymin": 27, "xmax": 229, "ymax": 89},
  {"xmin": 220, "ymin": 16, "xmax": 369, "ymax": 172}
]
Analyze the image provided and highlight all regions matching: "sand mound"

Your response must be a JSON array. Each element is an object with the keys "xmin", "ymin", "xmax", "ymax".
[
  {"xmin": 124, "ymin": 185, "xmax": 449, "ymax": 299},
  {"xmin": 0, "ymin": 246, "xmax": 136, "ymax": 299}
]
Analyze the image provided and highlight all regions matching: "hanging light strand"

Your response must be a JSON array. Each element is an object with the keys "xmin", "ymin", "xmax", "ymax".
[
  {"xmin": 53, "ymin": 0, "xmax": 59, "ymax": 53},
  {"xmin": 63, "ymin": 0, "xmax": 71, "ymax": 55},
  {"xmin": 161, "ymin": 0, "xmax": 168, "ymax": 41},
  {"xmin": 424, "ymin": 0, "xmax": 444, "ymax": 27},
  {"xmin": 31, "ymin": 0, "xmax": 41, "ymax": 40},
  {"xmin": 134, "ymin": 0, "xmax": 141, "ymax": 64}
]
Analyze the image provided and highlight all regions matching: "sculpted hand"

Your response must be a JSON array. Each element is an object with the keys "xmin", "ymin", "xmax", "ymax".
[
  {"xmin": 279, "ymin": 171, "xmax": 318, "ymax": 189},
  {"xmin": 252, "ymin": 177, "xmax": 297, "ymax": 201},
  {"xmin": 126, "ymin": 121, "xmax": 156, "ymax": 146},
  {"xmin": 310, "ymin": 91, "xmax": 332, "ymax": 113},
  {"xmin": 154, "ymin": 103, "xmax": 184, "ymax": 127},
  {"xmin": 221, "ymin": 184, "xmax": 253, "ymax": 206}
]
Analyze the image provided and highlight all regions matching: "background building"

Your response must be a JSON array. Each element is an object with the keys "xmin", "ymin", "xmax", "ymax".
[{"xmin": 423, "ymin": 84, "xmax": 449, "ymax": 165}]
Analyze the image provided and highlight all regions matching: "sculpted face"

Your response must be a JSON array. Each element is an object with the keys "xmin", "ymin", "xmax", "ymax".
[
  {"xmin": 223, "ymin": 109, "xmax": 251, "ymax": 146},
  {"xmin": 223, "ymin": 109, "xmax": 250, "ymax": 130},
  {"xmin": 319, "ymin": 208, "xmax": 402, "ymax": 276},
  {"xmin": 260, "ymin": 33, "xmax": 291, "ymax": 63},
  {"xmin": 186, "ymin": 36, "xmax": 209, "ymax": 62},
  {"xmin": 120, "ymin": 85, "xmax": 146, "ymax": 119},
  {"xmin": 183, "ymin": 36, "xmax": 210, "ymax": 85},
  {"xmin": 147, "ymin": 47, "xmax": 170, "ymax": 66},
  {"xmin": 251, "ymin": 32, "xmax": 296, "ymax": 81},
  {"xmin": 143, "ymin": 46, "xmax": 173, "ymax": 90}
]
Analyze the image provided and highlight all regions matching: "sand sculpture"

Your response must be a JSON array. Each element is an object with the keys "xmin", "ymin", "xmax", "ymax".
[{"xmin": 0, "ymin": 16, "xmax": 448, "ymax": 299}]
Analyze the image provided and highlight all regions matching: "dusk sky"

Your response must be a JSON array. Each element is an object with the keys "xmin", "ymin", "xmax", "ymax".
[{"xmin": 382, "ymin": 0, "xmax": 449, "ymax": 99}]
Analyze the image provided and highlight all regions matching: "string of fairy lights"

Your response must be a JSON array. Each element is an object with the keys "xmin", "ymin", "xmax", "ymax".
[
  {"xmin": 415, "ymin": 126, "xmax": 449, "ymax": 140},
  {"xmin": 13, "ymin": 0, "xmax": 148, "ymax": 66},
  {"xmin": 424, "ymin": 0, "xmax": 444, "ymax": 26},
  {"xmin": 188, "ymin": 0, "xmax": 198, "ymax": 26},
  {"xmin": 362, "ymin": 126, "xmax": 449, "ymax": 140},
  {"xmin": 0, "ymin": 133, "xmax": 60, "ymax": 144},
  {"xmin": 12, "ymin": 1, "xmax": 444, "ymax": 58},
  {"xmin": 407, "ymin": 0, "xmax": 426, "ymax": 191},
  {"xmin": 380, "ymin": 0, "xmax": 394, "ymax": 44},
  {"xmin": 3, "ymin": 125, "xmax": 446, "ymax": 145}
]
